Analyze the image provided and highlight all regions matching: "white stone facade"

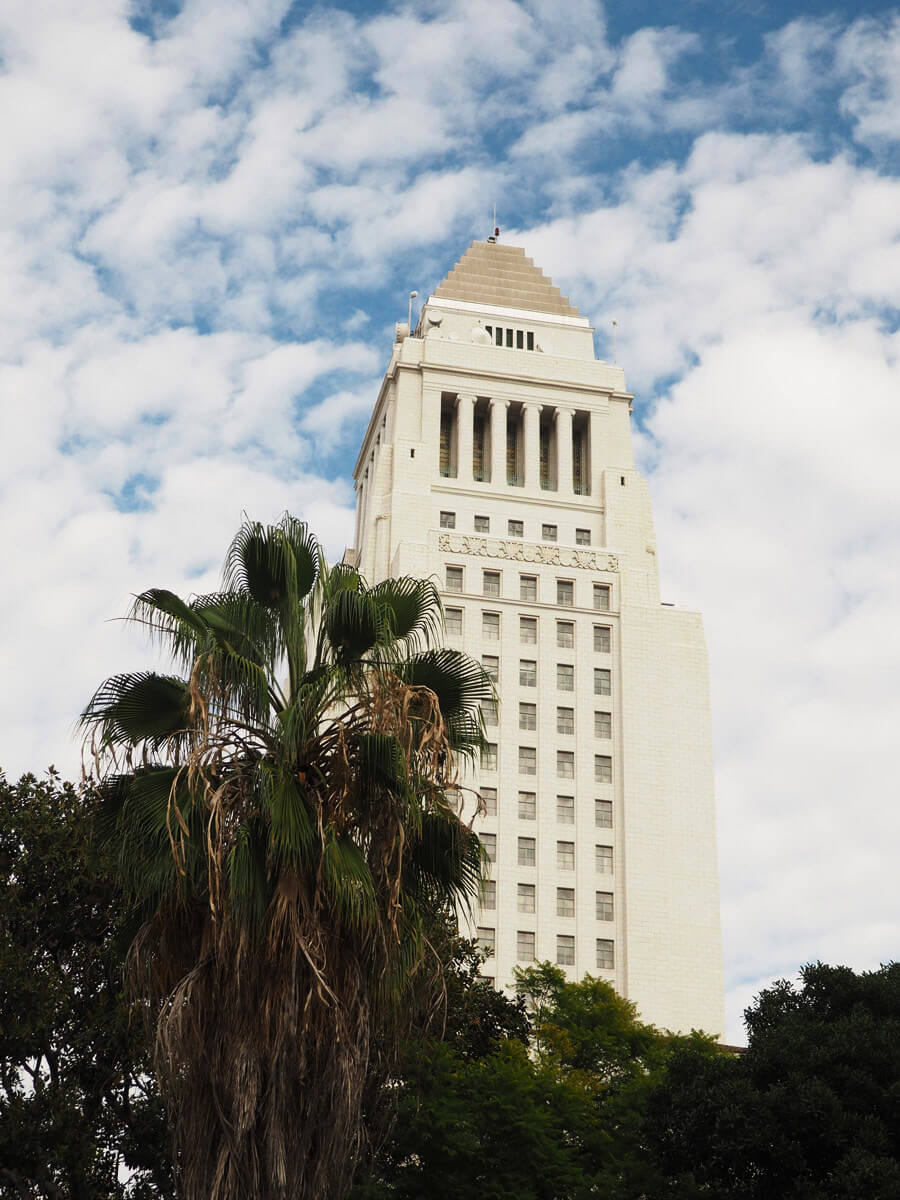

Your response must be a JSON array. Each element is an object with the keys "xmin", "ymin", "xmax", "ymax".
[{"xmin": 348, "ymin": 242, "xmax": 724, "ymax": 1036}]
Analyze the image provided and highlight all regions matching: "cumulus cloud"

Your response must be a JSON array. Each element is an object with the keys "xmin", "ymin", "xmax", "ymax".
[{"xmin": 2, "ymin": 0, "xmax": 898, "ymax": 1043}]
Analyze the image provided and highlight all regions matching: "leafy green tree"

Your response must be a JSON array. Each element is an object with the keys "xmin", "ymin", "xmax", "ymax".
[
  {"xmin": 644, "ymin": 962, "xmax": 900, "ymax": 1199},
  {"xmin": 360, "ymin": 963, "xmax": 707, "ymax": 1199},
  {"xmin": 80, "ymin": 515, "xmax": 491, "ymax": 1200},
  {"xmin": 0, "ymin": 770, "xmax": 172, "ymax": 1199}
]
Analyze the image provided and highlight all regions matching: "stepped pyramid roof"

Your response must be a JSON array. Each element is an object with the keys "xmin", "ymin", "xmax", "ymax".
[{"xmin": 431, "ymin": 240, "xmax": 580, "ymax": 318}]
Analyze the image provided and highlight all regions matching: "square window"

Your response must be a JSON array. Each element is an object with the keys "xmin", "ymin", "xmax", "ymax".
[
  {"xmin": 595, "ymin": 799, "xmax": 613, "ymax": 828},
  {"xmin": 518, "ymin": 791, "xmax": 536, "ymax": 820},
  {"xmin": 557, "ymin": 664, "xmax": 574, "ymax": 692},
  {"xmin": 445, "ymin": 607, "xmax": 463, "ymax": 636},
  {"xmin": 557, "ymin": 621, "xmax": 575, "ymax": 648},
  {"xmin": 477, "ymin": 926, "xmax": 495, "ymax": 955},
  {"xmin": 557, "ymin": 750, "xmax": 574, "ymax": 779},
  {"xmin": 596, "ymin": 938, "xmax": 615, "ymax": 970},
  {"xmin": 542, "ymin": 524, "xmax": 558, "ymax": 541},
  {"xmin": 596, "ymin": 891, "xmax": 613, "ymax": 921},
  {"xmin": 480, "ymin": 833, "xmax": 496, "ymax": 862},
  {"xmin": 517, "ymin": 883, "xmax": 535, "ymax": 913},
  {"xmin": 557, "ymin": 580, "xmax": 574, "ymax": 607},
  {"xmin": 446, "ymin": 566, "xmax": 463, "ymax": 593},
  {"xmin": 520, "ymin": 660, "xmax": 537, "ymax": 687},
  {"xmin": 594, "ymin": 711, "xmax": 612, "ymax": 739},
  {"xmin": 481, "ymin": 787, "xmax": 497, "ymax": 816},
  {"xmin": 519, "ymin": 746, "xmax": 536, "ymax": 775},
  {"xmin": 482, "ymin": 611, "xmax": 500, "ymax": 640},
  {"xmin": 508, "ymin": 519, "xmax": 524, "ymax": 537},
  {"xmin": 596, "ymin": 844, "xmax": 613, "ymax": 874},
  {"xmin": 594, "ymin": 625, "xmax": 611, "ymax": 653},
  {"xmin": 481, "ymin": 742, "xmax": 498, "ymax": 771},
  {"xmin": 517, "ymin": 931, "xmax": 536, "ymax": 962},
  {"xmin": 481, "ymin": 880, "xmax": 497, "ymax": 910},
  {"xmin": 481, "ymin": 698, "xmax": 498, "ymax": 727},
  {"xmin": 595, "ymin": 755, "xmax": 612, "ymax": 783},
  {"xmin": 440, "ymin": 510, "xmax": 456, "ymax": 529},
  {"xmin": 557, "ymin": 934, "xmax": 575, "ymax": 966},
  {"xmin": 474, "ymin": 515, "xmax": 489, "ymax": 533},
  {"xmin": 575, "ymin": 528, "xmax": 591, "ymax": 545},
  {"xmin": 519, "ymin": 702, "xmax": 537, "ymax": 731},
  {"xmin": 557, "ymin": 795, "xmax": 575, "ymax": 824},
  {"xmin": 557, "ymin": 887, "xmax": 575, "ymax": 918},
  {"xmin": 557, "ymin": 840, "xmax": 575, "ymax": 870},
  {"xmin": 518, "ymin": 836, "xmax": 536, "ymax": 867},
  {"xmin": 594, "ymin": 668, "xmax": 611, "ymax": 696},
  {"xmin": 593, "ymin": 584, "xmax": 611, "ymax": 612},
  {"xmin": 482, "ymin": 655, "xmax": 499, "ymax": 681},
  {"xmin": 520, "ymin": 575, "xmax": 537, "ymax": 602},
  {"xmin": 483, "ymin": 570, "xmax": 501, "ymax": 597},
  {"xmin": 520, "ymin": 616, "xmax": 537, "ymax": 644},
  {"xmin": 557, "ymin": 707, "xmax": 574, "ymax": 735}
]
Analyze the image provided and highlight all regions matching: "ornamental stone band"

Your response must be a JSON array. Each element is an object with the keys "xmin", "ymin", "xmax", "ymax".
[{"xmin": 438, "ymin": 532, "xmax": 619, "ymax": 572}]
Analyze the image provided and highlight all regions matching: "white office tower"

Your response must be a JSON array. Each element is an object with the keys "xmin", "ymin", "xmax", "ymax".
[{"xmin": 348, "ymin": 240, "xmax": 724, "ymax": 1035}]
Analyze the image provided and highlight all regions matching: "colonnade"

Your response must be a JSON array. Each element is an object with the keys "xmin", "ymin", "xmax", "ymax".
[{"xmin": 451, "ymin": 391, "xmax": 594, "ymax": 495}]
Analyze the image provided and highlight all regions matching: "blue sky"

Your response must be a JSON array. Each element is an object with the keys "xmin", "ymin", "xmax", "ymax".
[{"xmin": 2, "ymin": 0, "xmax": 900, "ymax": 1042}]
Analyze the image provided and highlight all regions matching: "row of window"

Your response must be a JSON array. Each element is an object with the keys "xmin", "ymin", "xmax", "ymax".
[
  {"xmin": 481, "ymin": 702, "xmax": 611, "ymax": 738},
  {"xmin": 447, "ymin": 609, "xmax": 612, "ymax": 652},
  {"xmin": 477, "ymin": 928, "xmax": 615, "ymax": 970},
  {"xmin": 440, "ymin": 510, "xmax": 592, "ymax": 545},
  {"xmin": 482, "ymin": 745, "xmax": 613, "ymax": 781},
  {"xmin": 480, "ymin": 791, "xmax": 613, "ymax": 827},
  {"xmin": 480, "ymin": 659, "xmax": 611, "ymax": 694},
  {"xmin": 481, "ymin": 836, "xmax": 614, "ymax": 873},
  {"xmin": 446, "ymin": 566, "xmax": 611, "ymax": 610},
  {"xmin": 481, "ymin": 884, "xmax": 614, "ymax": 921}
]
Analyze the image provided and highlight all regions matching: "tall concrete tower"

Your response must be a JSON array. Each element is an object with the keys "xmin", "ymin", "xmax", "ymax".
[{"xmin": 348, "ymin": 240, "xmax": 724, "ymax": 1035}]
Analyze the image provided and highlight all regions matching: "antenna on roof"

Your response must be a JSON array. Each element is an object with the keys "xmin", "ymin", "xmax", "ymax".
[
  {"xmin": 488, "ymin": 203, "xmax": 499, "ymax": 243},
  {"xmin": 612, "ymin": 319, "xmax": 618, "ymax": 364}
]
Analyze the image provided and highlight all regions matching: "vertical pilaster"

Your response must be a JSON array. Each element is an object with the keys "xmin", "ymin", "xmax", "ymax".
[
  {"xmin": 556, "ymin": 407, "xmax": 574, "ymax": 496},
  {"xmin": 523, "ymin": 402, "xmax": 542, "ymax": 490},
  {"xmin": 490, "ymin": 397, "xmax": 509, "ymax": 486},
  {"xmin": 456, "ymin": 392, "xmax": 475, "ymax": 484},
  {"xmin": 589, "ymin": 408, "xmax": 604, "ymax": 499}
]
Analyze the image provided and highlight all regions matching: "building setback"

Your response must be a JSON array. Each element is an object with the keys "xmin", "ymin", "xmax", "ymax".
[{"xmin": 348, "ymin": 239, "xmax": 724, "ymax": 1035}]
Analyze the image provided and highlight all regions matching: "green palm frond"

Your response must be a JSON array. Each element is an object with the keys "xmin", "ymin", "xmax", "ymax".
[
  {"xmin": 81, "ymin": 671, "xmax": 192, "ymax": 750},
  {"xmin": 398, "ymin": 649, "xmax": 494, "ymax": 719},
  {"xmin": 405, "ymin": 810, "xmax": 485, "ymax": 910},
  {"xmin": 322, "ymin": 835, "xmax": 377, "ymax": 932},
  {"xmin": 224, "ymin": 513, "xmax": 319, "ymax": 608},
  {"xmin": 368, "ymin": 577, "xmax": 443, "ymax": 650},
  {"xmin": 228, "ymin": 818, "xmax": 271, "ymax": 928},
  {"xmin": 129, "ymin": 587, "xmax": 213, "ymax": 664},
  {"xmin": 323, "ymin": 588, "xmax": 384, "ymax": 663},
  {"xmin": 353, "ymin": 732, "xmax": 408, "ymax": 793},
  {"xmin": 258, "ymin": 762, "xmax": 316, "ymax": 865}
]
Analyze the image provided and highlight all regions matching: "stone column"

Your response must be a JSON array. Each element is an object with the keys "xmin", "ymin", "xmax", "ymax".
[
  {"xmin": 555, "ymin": 407, "xmax": 574, "ymax": 496},
  {"xmin": 589, "ymin": 408, "xmax": 604, "ymax": 499},
  {"xmin": 490, "ymin": 398, "xmax": 509, "ymax": 486},
  {"xmin": 522, "ymin": 402, "xmax": 542, "ymax": 490},
  {"xmin": 456, "ymin": 392, "xmax": 475, "ymax": 483}
]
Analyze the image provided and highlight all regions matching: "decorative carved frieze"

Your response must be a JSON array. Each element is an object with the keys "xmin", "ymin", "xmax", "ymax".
[{"xmin": 438, "ymin": 533, "xmax": 619, "ymax": 572}]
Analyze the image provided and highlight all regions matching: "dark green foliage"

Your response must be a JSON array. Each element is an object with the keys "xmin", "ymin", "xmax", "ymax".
[
  {"xmin": 0, "ymin": 770, "xmax": 172, "ymax": 1199},
  {"xmin": 644, "ymin": 962, "xmax": 900, "ymax": 1199},
  {"xmin": 356, "ymin": 962, "xmax": 706, "ymax": 1199}
]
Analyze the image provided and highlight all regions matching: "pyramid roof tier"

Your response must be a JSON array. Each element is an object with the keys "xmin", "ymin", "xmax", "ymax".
[{"xmin": 431, "ymin": 241, "xmax": 581, "ymax": 318}]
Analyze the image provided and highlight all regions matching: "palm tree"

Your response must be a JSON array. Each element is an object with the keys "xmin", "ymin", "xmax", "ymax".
[{"xmin": 81, "ymin": 514, "xmax": 490, "ymax": 1200}]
